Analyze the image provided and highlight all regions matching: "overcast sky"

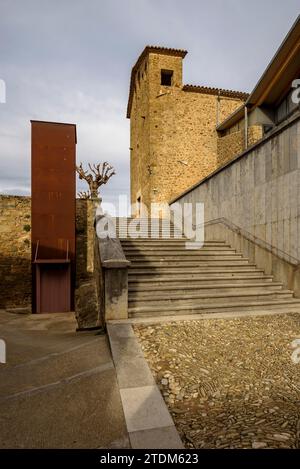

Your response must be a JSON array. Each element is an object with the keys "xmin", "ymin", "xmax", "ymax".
[{"xmin": 0, "ymin": 0, "xmax": 299, "ymax": 211}]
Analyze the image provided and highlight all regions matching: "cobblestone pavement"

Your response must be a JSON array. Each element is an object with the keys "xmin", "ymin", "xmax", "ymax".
[{"xmin": 134, "ymin": 313, "xmax": 300, "ymax": 449}]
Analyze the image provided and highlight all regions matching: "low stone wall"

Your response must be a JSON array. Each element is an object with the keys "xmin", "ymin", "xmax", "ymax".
[
  {"xmin": 76, "ymin": 207, "xmax": 131, "ymax": 326},
  {"xmin": 217, "ymin": 130, "xmax": 244, "ymax": 166},
  {"xmin": 75, "ymin": 199, "xmax": 103, "ymax": 329},
  {"xmin": 248, "ymin": 125, "xmax": 263, "ymax": 147},
  {"xmin": 95, "ymin": 213, "xmax": 130, "ymax": 322},
  {"xmin": 0, "ymin": 195, "xmax": 31, "ymax": 309},
  {"xmin": 0, "ymin": 196, "xmax": 101, "ymax": 316},
  {"xmin": 217, "ymin": 125, "xmax": 263, "ymax": 166}
]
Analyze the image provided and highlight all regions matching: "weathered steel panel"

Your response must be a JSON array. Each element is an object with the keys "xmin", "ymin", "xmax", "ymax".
[
  {"xmin": 31, "ymin": 121, "xmax": 76, "ymax": 313},
  {"xmin": 36, "ymin": 263, "xmax": 71, "ymax": 313}
]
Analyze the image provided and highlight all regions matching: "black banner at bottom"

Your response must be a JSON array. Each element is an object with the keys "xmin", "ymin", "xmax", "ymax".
[{"xmin": 0, "ymin": 449, "xmax": 297, "ymax": 466}]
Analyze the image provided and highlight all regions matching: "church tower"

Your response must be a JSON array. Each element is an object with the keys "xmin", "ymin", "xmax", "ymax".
[
  {"xmin": 127, "ymin": 46, "xmax": 187, "ymax": 214},
  {"xmin": 127, "ymin": 46, "xmax": 247, "ymax": 216}
]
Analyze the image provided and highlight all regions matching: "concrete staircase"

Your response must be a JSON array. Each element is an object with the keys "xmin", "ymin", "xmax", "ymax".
[{"xmin": 116, "ymin": 218, "xmax": 300, "ymax": 318}]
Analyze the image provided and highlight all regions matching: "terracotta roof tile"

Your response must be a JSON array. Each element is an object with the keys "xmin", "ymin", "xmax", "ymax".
[
  {"xmin": 126, "ymin": 46, "xmax": 249, "ymax": 118},
  {"xmin": 182, "ymin": 84, "xmax": 249, "ymax": 100}
]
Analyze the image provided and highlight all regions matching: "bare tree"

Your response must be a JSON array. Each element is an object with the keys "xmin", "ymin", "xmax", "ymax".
[
  {"xmin": 76, "ymin": 162, "xmax": 115, "ymax": 198},
  {"xmin": 77, "ymin": 190, "xmax": 91, "ymax": 199}
]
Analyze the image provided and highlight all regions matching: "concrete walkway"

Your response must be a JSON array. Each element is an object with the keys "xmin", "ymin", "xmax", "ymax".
[
  {"xmin": 0, "ymin": 310, "xmax": 129, "ymax": 448},
  {"xmin": 107, "ymin": 323, "xmax": 183, "ymax": 449}
]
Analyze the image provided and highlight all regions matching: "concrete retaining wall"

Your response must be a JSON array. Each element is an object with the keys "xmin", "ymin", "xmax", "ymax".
[
  {"xmin": 171, "ymin": 112, "xmax": 300, "ymax": 295},
  {"xmin": 204, "ymin": 219, "xmax": 300, "ymax": 298}
]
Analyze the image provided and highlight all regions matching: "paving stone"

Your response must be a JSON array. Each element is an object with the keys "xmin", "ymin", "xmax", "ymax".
[
  {"xmin": 120, "ymin": 385, "xmax": 174, "ymax": 433},
  {"xmin": 107, "ymin": 324, "xmax": 135, "ymax": 341},
  {"xmin": 129, "ymin": 425, "xmax": 184, "ymax": 449},
  {"xmin": 116, "ymin": 356, "xmax": 155, "ymax": 389},
  {"xmin": 109, "ymin": 337, "xmax": 145, "ymax": 367},
  {"xmin": 134, "ymin": 313, "xmax": 300, "ymax": 449}
]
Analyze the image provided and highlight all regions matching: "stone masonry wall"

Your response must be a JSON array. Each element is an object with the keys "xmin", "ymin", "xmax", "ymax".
[
  {"xmin": 217, "ymin": 130, "xmax": 244, "ymax": 167},
  {"xmin": 248, "ymin": 125, "xmax": 263, "ymax": 147},
  {"xmin": 130, "ymin": 53, "xmax": 151, "ymax": 210},
  {"xmin": 217, "ymin": 125, "xmax": 263, "ymax": 167},
  {"xmin": 130, "ymin": 50, "xmax": 246, "ymax": 210},
  {"xmin": 0, "ymin": 196, "xmax": 97, "ymax": 312},
  {"xmin": 149, "ymin": 87, "xmax": 243, "ymax": 205},
  {"xmin": 0, "ymin": 195, "xmax": 31, "ymax": 309},
  {"xmin": 75, "ymin": 198, "xmax": 102, "ymax": 329}
]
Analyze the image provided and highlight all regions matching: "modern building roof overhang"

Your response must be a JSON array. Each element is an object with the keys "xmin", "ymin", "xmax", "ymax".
[{"xmin": 217, "ymin": 15, "xmax": 300, "ymax": 132}]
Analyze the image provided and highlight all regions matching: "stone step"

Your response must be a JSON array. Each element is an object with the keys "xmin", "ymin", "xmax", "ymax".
[
  {"xmin": 128, "ymin": 260, "xmax": 252, "ymax": 267},
  {"xmin": 128, "ymin": 267, "xmax": 264, "ymax": 275},
  {"xmin": 119, "ymin": 236, "xmax": 186, "ymax": 240},
  {"xmin": 120, "ymin": 235, "xmax": 192, "ymax": 239},
  {"xmin": 116, "ymin": 223, "xmax": 182, "ymax": 227},
  {"xmin": 116, "ymin": 229, "xmax": 183, "ymax": 232},
  {"xmin": 120, "ymin": 228, "xmax": 300, "ymax": 319},
  {"xmin": 125, "ymin": 254, "xmax": 243, "ymax": 261},
  {"xmin": 122, "ymin": 246, "xmax": 233, "ymax": 253},
  {"xmin": 117, "ymin": 224, "xmax": 182, "ymax": 227},
  {"xmin": 116, "ymin": 223, "xmax": 181, "ymax": 229},
  {"xmin": 128, "ymin": 290, "xmax": 293, "ymax": 307},
  {"xmin": 128, "ymin": 298, "xmax": 300, "ymax": 318},
  {"xmin": 117, "ymin": 230, "xmax": 184, "ymax": 234},
  {"xmin": 121, "ymin": 240, "xmax": 227, "ymax": 245},
  {"xmin": 123, "ymin": 244, "xmax": 235, "ymax": 250},
  {"xmin": 116, "ymin": 223, "xmax": 182, "ymax": 228},
  {"xmin": 117, "ymin": 218, "xmax": 179, "ymax": 221},
  {"xmin": 128, "ymin": 275, "xmax": 274, "ymax": 285},
  {"xmin": 124, "ymin": 250, "xmax": 239, "ymax": 257},
  {"xmin": 128, "ymin": 282, "xmax": 283, "ymax": 294}
]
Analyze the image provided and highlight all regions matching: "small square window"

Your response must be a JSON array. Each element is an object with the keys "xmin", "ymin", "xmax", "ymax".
[{"xmin": 161, "ymin": 70, "xmax": 173, "ymax": 86}]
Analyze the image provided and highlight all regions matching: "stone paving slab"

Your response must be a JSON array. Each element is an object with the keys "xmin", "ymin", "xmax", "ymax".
[
  {"xmin": 108, "ymin": 323, "xmax": 135, "ymax": 340},
  {"xmin": 0, "ymin": 339, "xmax": 111, "ymax": 398},
  {"xmin": 116, "ymin": 356, "xmax": 155, "ymax": 389},
  {"xmin": 120, "ymin": 385, "xmax": 174, "ymax": 432},
  {"xmin": 107, "ymin": 323, "xmax": 184, "ymax": 449},
  {"xmin": 129, "ymin": 426, "xmax": 183, "ymax": 449},
  {"xmin": 108, "ymin": 336, "xmax": 145, "ymax": 363},
  {"xmin": 0, "ymin": 311, "xmax": 129, "ymax": 448}
]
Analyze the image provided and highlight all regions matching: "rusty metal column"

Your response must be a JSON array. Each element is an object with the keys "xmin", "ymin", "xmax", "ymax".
[{"xmin": 31, "ymin": 120, "xmax": 77, "ymax": 313}]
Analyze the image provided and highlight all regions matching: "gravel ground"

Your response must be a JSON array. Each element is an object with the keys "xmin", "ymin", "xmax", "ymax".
[{"xmin": 134, "ymin": 313, "xmax": 300, "ymax": 449}]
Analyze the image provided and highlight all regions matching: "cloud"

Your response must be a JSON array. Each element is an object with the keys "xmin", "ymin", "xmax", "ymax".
[
  {"xmin": 0, "ymin": 0, "xmax": 299, "ymax": 211},
  {"xmin": 0, "ymin": 69, "xmax": 130, "ymax": 204}
]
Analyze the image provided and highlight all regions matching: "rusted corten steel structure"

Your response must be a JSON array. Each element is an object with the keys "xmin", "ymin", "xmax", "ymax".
[{"xmin": 31, "ymin": 120, "xmax": 77, "ymax": 313}]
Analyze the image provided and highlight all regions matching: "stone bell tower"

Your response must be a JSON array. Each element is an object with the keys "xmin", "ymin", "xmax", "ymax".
[
  {"xmin": 127, "ymin": 46, "xmax": 246, "ymax": 216},
  {"xmin": 127, "ymin": 46, "xmax": 187, "ymax": 214}
]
